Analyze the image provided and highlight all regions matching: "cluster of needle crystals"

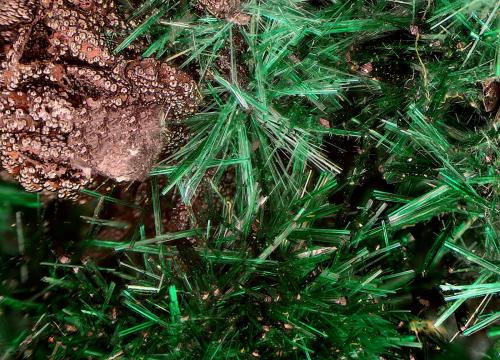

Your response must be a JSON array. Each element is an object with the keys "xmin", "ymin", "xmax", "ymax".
[{"xmin": 0, "ymin": 0, "xmax": 200, "ymax": 198}]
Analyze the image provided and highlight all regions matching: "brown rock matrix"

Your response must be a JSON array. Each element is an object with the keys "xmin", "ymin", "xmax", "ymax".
[
  {"xmin": 0, "ymin": 0, "xmax": 200, "ymax": 198},
  {"xmin": 197, "ymin": 0, "xmax": 250, "ymax": 25}
]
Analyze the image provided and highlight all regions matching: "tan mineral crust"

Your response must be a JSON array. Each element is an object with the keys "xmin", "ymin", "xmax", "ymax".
[{"xmin": 0, "ymin": 0, "xmax": 201, "ymax": 198}]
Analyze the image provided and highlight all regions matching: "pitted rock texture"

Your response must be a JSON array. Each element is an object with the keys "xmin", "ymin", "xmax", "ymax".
[{"xmin": 0, "ymin": 0, "xmax": 200, "ymax": 198}]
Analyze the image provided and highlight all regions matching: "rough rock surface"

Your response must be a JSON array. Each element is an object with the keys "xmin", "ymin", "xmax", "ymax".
[
  {"xmin": 196, "ymin": 0, "xmax": 250, "ymax": 25},
  {"xmin": 0, "ymin": 0, "xmax": 200, "ymax": 198}
]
